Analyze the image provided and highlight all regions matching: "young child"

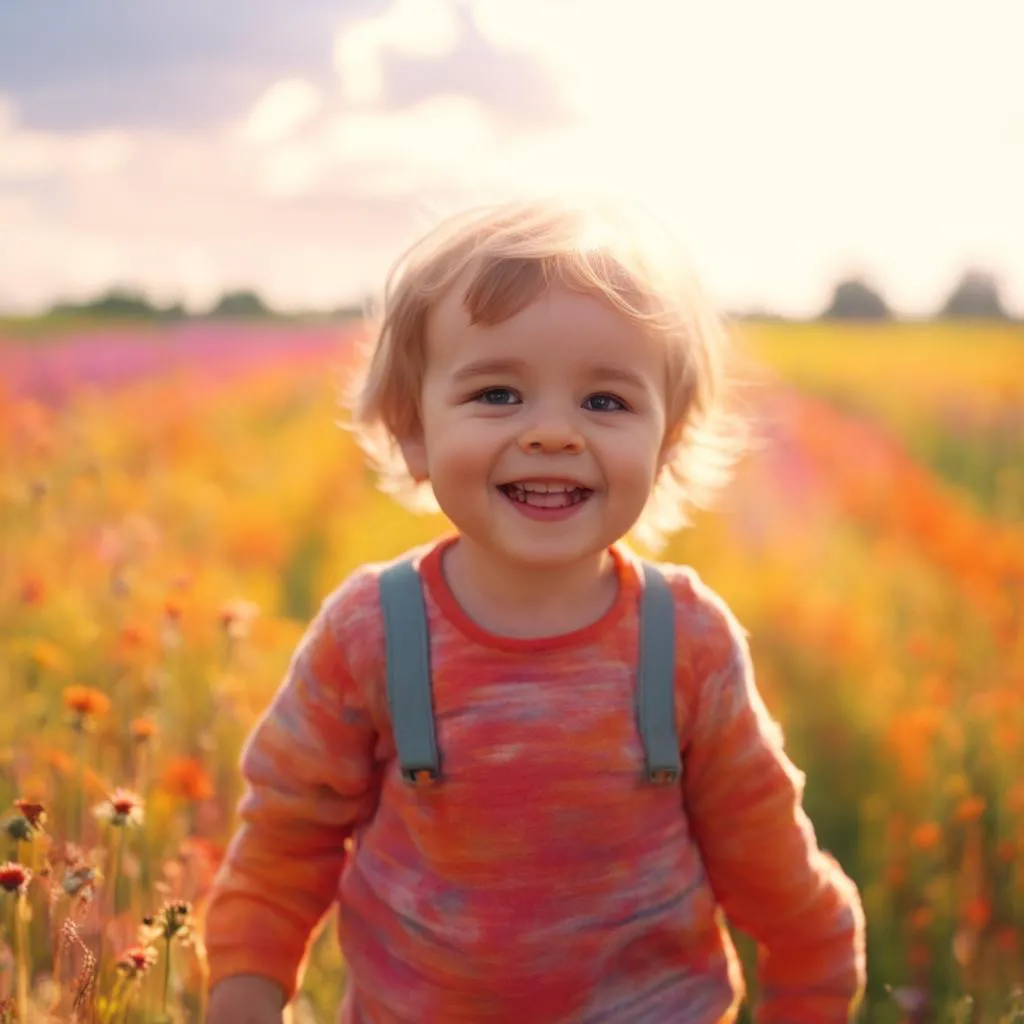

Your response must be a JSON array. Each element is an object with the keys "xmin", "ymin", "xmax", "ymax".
[{"xmin": 205, "ymin": 198, "xmax": 866, "ymax": 1023}]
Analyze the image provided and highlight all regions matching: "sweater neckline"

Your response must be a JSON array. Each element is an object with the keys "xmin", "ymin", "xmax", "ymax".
[{"xmin": 418, "ymin": 534, "xmax": 640, "ymax": 653}]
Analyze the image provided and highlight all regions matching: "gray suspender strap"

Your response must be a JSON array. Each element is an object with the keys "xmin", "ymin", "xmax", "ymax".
[
  {"xmin": 378, "ymin": 557, "xmax": 680, "ymax": 786},
  {"xmin": 378, "ymin": 559, "xmax": 440, "ymax": 784},
  {"xmin": 638, "ymin": 562, "xmax": 681, "ymax": 784}
]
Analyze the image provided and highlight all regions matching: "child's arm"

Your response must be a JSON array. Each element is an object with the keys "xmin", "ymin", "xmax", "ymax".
[
  {"xmin": 204, "ymin": 597, "xmax": 380, "ymax": 1007},
  {"xmin": 682, "ymin": 603, "xmax": 866, "ymax": 1023}
]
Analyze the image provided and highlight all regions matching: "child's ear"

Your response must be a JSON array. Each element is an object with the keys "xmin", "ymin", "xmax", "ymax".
[
  {"xmin": 398, "ymin": 432, "xmax": 429, "ymax": 484},
  {"xmin": 657, "ymin": 429, "xmax": 681, "ymax": 474}
]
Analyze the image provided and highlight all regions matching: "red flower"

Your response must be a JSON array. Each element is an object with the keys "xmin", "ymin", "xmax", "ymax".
[
  {"xmin": 0, "ymin": 862, "xmax": 32, "ymax": 894},
  {"xmin": 13, "ymin": 800, "xmax": 46, "ymax": 830}
]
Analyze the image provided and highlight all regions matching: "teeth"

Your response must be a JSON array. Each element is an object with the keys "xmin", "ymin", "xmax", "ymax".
[
  {"xmin": 501, "ymin": 483, "xmax": 590, "ymax": 508},
  {"xmin": 508, "ymin": 481, "xmax": 577, "ymax": 494}
]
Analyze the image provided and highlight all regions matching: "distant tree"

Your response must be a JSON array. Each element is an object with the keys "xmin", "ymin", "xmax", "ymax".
[
  {"xmin": 938, "ymin": 270, "xmax": 1008, "ymax": 319},
  {"xmin": 50, "ymin": 288, "xmax": 184, "ymax": 320},
  {"xmin": 207, "ymin": 290, "xmax": 272, "ymax": 319},
  {"xmin": 819, "ymin": 278, "xmax": 892, "ymax": 321}
]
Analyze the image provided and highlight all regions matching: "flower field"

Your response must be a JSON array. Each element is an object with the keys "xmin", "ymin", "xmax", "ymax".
[{"xmin": 1, "ymin": 319, "xmax": 1022, "ymax": 1022}]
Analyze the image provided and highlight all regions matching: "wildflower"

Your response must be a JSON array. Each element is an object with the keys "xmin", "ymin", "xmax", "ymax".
[
  {"xmin": 160, "ymin": 757, "xmax": 214, "ymax": 802},
  {"xmin": 162, "ymin": 599, "xmax": 184, "ymax": 647},
  {"xmin": 0, "ymin": 862, "xmax": 31, "ymax": 895},
  {"xmin": 140, "ymin": 900, "xmax": 192, "ymax": 946},
  {"xmin": 909, "ymin": 821, "xmax": 942, "ymax": 851},
  {"xmin": 116, "ymin": 623, "xmax": 155, "ymax": 660},
  {"xmin": 94, "ymin": 788, "xmax": 145, "ymax": 828},
  {"xmin": 62, "ymin": 865, "xmax": 98, "ymax": 898},
  {"xmin": 3, "ymin": 816, "xmax": 33, "ymax": 843},
  {"xmin": 130, "ymin": 716, "xmax": 159, "ymax": 744},
  {"xmin": 63, "ymin": 685, "xmax": 111, "ymax": 730},
  {"xmin": 219, "ymin": 599, "xmax": 259, "ymax": 641},
  {"xmin": 955, "ymin": 795, "xmax": 986, "ymax": 823},
  {"xmin": 116, "ymin": 944, "xmax": 158, "ymax": 980},
  {"xmin": 13, "ymin": 799, "xmax": 46, "ymax": 830}
]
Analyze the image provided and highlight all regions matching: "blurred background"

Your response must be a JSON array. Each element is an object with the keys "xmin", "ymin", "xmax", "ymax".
[{"xmin": 1, "ymin": 2, "xmax": 1022, "ymax": 1022}]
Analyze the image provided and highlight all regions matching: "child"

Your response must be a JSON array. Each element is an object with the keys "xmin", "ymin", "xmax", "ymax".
[{"xmin": 205, "ymin": 197, "xmax": 866, "ymax": 1023}]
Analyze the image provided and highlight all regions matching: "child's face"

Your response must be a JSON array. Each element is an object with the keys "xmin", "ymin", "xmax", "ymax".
[{"xmin": 401, "ymin": 280, "xmax": 670, "ymax": 569}]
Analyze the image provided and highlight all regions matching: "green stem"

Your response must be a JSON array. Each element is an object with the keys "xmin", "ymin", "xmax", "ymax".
[
  {"xmin": 15, "ymin": 892, "xmax": 28, "ymax": 1024},
  {"xmin": 110, "ymin": 828, "xmax": 124, "ymax": 917},
  {"xmin": 75, "ymin": 726, "xmax": 87, "ymax": 842},
  {"xmin": 162, "ymin": 936, "xmax": 171, "ymax": 1015}
]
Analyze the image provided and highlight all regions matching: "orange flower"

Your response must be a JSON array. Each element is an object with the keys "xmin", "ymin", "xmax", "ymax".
[
  {"xmin": 130, "ymin": 717, "xmax": 159, "ymax": 743},
  {"xmin": 910, "ymin": 821, "xmax": 942, "ymax": 851},
  {"xmin": 955, "ymin": 795, "xmax": 986, "ymax": 823},
  {"xmin": 116, "ymin": 623, "xmax": 155, "ymax": 660},
  {"xmin": 160, "ymin": 757, "xmax": 214, "ymax": 802},
  {"xmin": 962, "ymin": 896, "xmax": 990, "ymax": 930},
  {"xmin": 63, "ymin": 685, "xmax": 111, "ymax": 720},
  {"xmin": 0, "ymin": 862, "xmax": 31, "ymax": 894}
]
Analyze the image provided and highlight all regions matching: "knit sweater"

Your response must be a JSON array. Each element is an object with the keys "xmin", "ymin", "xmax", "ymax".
[{"xmin": 204, "ymin": 536, "xmax": 866, "ymax": 1023}]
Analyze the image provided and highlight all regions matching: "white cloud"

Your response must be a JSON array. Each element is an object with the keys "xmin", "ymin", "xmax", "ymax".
[
  {"xmin": 333, "ymin": 0, "xmax": 462, "ymax": 105},
  {"xmin": 240, "ymin": 78, "xmax": 322, "ymax": 147},
  {"xmin": 0, "ymin": 97, "xmax": 135, "ymax": 180},
  {"xmin": 1, "ymin": 0, "xmax": 1023, "ymax": 317}
]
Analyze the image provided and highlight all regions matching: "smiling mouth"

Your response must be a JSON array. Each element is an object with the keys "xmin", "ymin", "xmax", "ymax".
[{"xmin": 498, "ymin": 482, "xmax": 594, "ymax": 508}]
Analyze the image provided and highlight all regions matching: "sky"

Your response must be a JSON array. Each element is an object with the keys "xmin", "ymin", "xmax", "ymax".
[{"xmin": 0, "ymin": 0, "xmax": 1021, "ymax": 318}]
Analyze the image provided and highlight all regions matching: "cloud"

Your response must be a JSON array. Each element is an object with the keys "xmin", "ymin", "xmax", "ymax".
[
  {"xmin": 0, "ymin": 0, "xmax": 1021, "ymax": 317},
  {"xmin": 0, "ymin": 0, "xmax": 376, "ymax": 131},
  {"xmin": 241, "ymin": 79, "xmax": 324, "ymax": 147},
  {"xmin": 335, "ymin": 0, "xmax": 563, "ymax": 126}
]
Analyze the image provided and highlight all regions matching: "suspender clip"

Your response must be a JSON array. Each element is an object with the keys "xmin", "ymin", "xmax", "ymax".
[{"xmin": 402, "ymin": 766, "xmax": 439, "ymax": 787}]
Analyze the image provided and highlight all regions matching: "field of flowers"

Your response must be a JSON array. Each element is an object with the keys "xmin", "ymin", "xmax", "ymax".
[{"xmin": 1, "ymin": 319, "xmax": 1022, "ymax": 1022}]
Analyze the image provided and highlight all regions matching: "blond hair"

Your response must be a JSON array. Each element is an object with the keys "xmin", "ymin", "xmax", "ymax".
[{"xmin": 344, "ymin": 196, "xmax": 752, "ymax": 550}]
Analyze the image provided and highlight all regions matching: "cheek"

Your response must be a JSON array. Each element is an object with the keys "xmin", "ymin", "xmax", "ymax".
[{"xmin": 426, "ymin": 420, "xmax": 502, "ymax": 481}]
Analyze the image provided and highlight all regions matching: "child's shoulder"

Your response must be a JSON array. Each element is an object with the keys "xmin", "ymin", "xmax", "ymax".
[
  {"xmin": 644, "ymin": 555, "xmax": 750, "ymax": 670},
  {"xmin": 315, "ymin": 540, "xmax": 436, "ymax": 657}
]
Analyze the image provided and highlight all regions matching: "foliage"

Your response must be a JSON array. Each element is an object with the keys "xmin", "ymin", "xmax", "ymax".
[
  {"xmin": 819, "ymin": 277, "xmax": 892, "ymax": 321},
  {"xmin": 1, "ymin": 321, "xmax": 1022, "ymax": 1020}
]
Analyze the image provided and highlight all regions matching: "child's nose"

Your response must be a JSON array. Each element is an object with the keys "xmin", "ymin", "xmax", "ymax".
[{"xmin": 517, "ymin": 421, "xmax": 585, "ymax": 454}]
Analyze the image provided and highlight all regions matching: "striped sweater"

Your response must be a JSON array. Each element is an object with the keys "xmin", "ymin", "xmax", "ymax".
[{"xmin": 205, "ymin": 535, "xmax": 866, "ymax": 1022}]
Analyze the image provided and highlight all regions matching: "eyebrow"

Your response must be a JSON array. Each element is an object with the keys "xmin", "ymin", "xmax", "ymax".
[
  {"xmin": 450, "ymin": 358, "xmax": 649, "ymax": 392},
  {"xmin": 450, "ymin": 358, "xmax": 528, "ymax": 383}
]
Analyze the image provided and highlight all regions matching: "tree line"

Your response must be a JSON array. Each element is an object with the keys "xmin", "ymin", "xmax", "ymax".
[{"xmin": 38, "ymin": 269, "xmax": 1016, "ymax": 323}]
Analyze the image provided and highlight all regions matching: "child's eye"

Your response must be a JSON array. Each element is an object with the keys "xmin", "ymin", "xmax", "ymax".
[
  {"xmin": 582, "ymin": 393, "xmax": 628, "ymax": 412},
  {"xmin": 474, "ymin": 387, "xmax": 521, "ymax": 405}
]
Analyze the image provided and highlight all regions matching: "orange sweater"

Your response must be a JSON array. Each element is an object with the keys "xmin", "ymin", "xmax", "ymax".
[{"xmin": 205, "ymin": 536, "xmax": 865, "ymax": 1022}]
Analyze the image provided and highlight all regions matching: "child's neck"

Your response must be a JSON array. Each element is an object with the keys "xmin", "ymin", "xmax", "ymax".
[{"xmin": 441, "ymin": 536, "xmax": 619, "ymax": 639}]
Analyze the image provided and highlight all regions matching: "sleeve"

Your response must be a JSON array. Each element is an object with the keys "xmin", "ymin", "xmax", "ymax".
[
  {"xmin": 681, "ymin": 602, "xmax": 866, "ymax": 1024},
  {"xmin": 204, "ymin": 594, "xmax": 381, "ymax": 1000}
]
